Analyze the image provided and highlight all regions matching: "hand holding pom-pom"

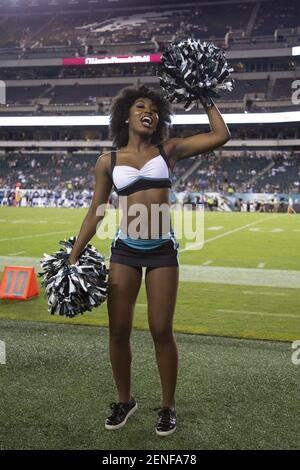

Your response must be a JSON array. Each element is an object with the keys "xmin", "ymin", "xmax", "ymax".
[
  {"xmin": 157, "ymin": 38, "xmax": 234, "ymax": 111},
  {"xmin": 39, "ymin": 237, "xmax": 109, "ymax": 318}
]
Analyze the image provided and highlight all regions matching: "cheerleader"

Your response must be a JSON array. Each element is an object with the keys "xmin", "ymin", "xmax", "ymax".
[{"xmin": 68, "ymin": 85, "xmax": 230, "ymax": 436}]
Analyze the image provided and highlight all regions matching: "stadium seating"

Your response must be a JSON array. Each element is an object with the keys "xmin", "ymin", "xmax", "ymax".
[
  {"xmin": 1, "ymin": 150, "xmax": 298, "ymax": 195},
  {"xmin": 0, "ymin": 0, "xmax": 298, "ymax": 53},
  {"xmin": 253, "ymin": 152, "xmax": 300, "ymax": 193},
  {"xmin": 253, "ymin": 0, "xmax": 299, "ymax": 36},
  {"xmin": 0, "ymin": 0, "xmax": 299, "ymax": 199},
  {"xmin": 183, "ymin": 153, "xmax": 274, "ymax": 193},
  {"xmin": 0, "ymin": 3, "xmax": 253, "ymax": 49},
  {"xmin": 4, "ymin": 75, "xmax": 297, "ymax": 108}
]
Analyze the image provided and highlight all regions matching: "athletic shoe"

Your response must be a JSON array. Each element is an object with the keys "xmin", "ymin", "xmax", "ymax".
[
  {"xmin": 105, "ymin": 396, "xmax": 137, "ymax": 430},
  {"xmin": 155, "ymin": 406, "xmax": 177, "ymax": 436}
]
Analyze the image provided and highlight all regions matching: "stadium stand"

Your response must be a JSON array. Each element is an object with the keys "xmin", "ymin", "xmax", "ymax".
[
  {"xmin": 0, "ymin": 0, "xmax": 298, "ymax": 58},
  {"xmin": 252, "ymin": 0, "xmax": 299, "ymax": 36},
  {"xmin": 0, "ymin": 0, "xmax": 299, "ymax": 209},
  {"xmin": 1, "ymin": 150, "xmax": 299, "ymax": 197},
  {"xmin": 253, "ymin": 151, "xmax": 300, "ymax": 193}
]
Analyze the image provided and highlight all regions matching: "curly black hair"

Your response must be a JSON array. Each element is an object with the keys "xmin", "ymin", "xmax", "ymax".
[{"xmin": 109, "ymin": 85, "xmax": 173, "ymax": 149}]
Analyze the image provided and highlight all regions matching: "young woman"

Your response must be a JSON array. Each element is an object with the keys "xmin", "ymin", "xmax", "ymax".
[{"xmin": 68, "ymin": 85, "xmax": 230, "ymax": 436}]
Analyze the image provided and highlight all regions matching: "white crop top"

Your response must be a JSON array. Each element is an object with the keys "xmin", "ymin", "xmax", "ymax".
[{"xmin": 110, "ymin": 143, "xmax": 172, "ymax": 196}]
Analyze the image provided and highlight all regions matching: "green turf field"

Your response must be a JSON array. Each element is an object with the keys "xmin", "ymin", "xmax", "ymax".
[
  {"xmin": 1, "ymin": 207, "xmax": 300, "ymax": 450},
  {"xmin": 1, "ymin": 319, "xmax": 299, "ymax": 450},
  {"xmin": 0, "ymin": 207, "xmax": 300, "ymax": 341}
]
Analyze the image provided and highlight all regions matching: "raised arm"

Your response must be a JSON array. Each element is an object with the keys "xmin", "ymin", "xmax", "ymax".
[
  {"xmin": 68, "ymin": 153, "xmax": 113, "ymax": 264},
  {"xmin": 166, "ymin": 100, "xmax": 231, "ymax": 168}
]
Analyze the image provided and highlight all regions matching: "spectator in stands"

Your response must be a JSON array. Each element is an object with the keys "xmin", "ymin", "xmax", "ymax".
[{"xmin": 207, "ymin": 196, "xmax": 215, "ymax": 211}]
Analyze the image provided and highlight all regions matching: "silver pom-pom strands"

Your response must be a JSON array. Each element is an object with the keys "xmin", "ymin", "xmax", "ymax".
[
  {"xmin": 39, "ymin": 237, "xmax": 109, "ymax": 317},
  {"xmin": 158, "ymin": 38, "xmax": 234, "ymax": 111}
]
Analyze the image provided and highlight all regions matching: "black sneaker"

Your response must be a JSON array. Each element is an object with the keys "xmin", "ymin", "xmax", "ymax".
[
  {"xmin": 155, "ymin": 406, "xmax": 177, "ymax": 436},
  {"xmin": 105, "ymin": 396, "xmax": 137, "ymax": 430}
]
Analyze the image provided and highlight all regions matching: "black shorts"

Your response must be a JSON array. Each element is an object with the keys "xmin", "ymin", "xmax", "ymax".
[{"xmin": 109, "ymin": 237, "xmax": 180, "ymax": 269}]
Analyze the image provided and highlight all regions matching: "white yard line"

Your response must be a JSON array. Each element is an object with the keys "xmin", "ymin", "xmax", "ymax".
[
  {"xmin": 1, "ymin": 254, "xmax": 299, "ymax": 289},
  {"xmin": 0, "ymin": 256, "xmax": 42, "ymax": 271},
  {"xmin": 179, "ymin": 265, "xmax": 300, "ymax": 288},
  {"xmin": 202, "ymin": 260, "xmax": 213, "ymax": 266},
  {"xmin": 242, "ymin": 290, "xmax": 287, "ymax": 296},
  {"xmin": 52, "ymin": 221, "xmax": 73, "ymax": 224},
  {"xmin": 0, "ymin": 230, "xmax": 73, "ymax": 242},
  {"xmin": 207, "ymin": 226, "xmax": 223, "ymax": 231},
  {"xmin": 217, "ymin": 309, "xmax": 299, "ymax": 319},
  {"xmin": 179, "ymin": 214, "xmax": 284, "ymax": 253},
  {"xmin": 7, "ymin": 251, "xmax": 26, "ymax": 256},
  {"xmin": 257, "ymin": 262, "xmax": 266, "ymax": 269}
]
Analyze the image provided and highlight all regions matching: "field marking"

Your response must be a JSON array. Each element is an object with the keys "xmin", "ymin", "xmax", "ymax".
[
  {"xmin": 7, "ymin": 251, "xmax": 26, "ymax": 256},
  {"xmin": 179, "ymin": 214, "xmax": 284, "ymax": 253},
  {"xmin": 10, "ymin": 219, "xmax": 48, "ymax": 224},
  {"xmin": 242, "ymin": 290, "xmax": 287, "ymax": 296},
  {"xmin": 203, "ymin": 214, "xmax": 283, "ymax": 244},
  {"xmin": 1, "ymin": 256, "xmax": 300, "ymax": 289},
  {"xmin": 217, "ymin": 309, "xmax": 299, "ymax": 319},
  {"xmin": 178, "ymin": 265, "xmax": 300, "ymax": 288},
  {"xmin": 207, "ymin": 226, "xmax": 223, "ymax": 231},
  {"xmin": 188, "ymin": 287, "xmax": 289, "ymax": 296},
  {"xmin": 0, "ymin": 256, "xmax": 42, "ymax": 271},
  {"xmin": 52, "ymin": 221, "xmax": 73, "ymax": 224},
  {"xmin": 0, "ymin": 230, "xmax": 72, "ymax": 242},
  {"xmin": 257, "ymin": 262, "xmax": 266, "ymax": 269},
  {"xmin": 249, "ymin": 227, "xmax": 285, "ymax": 233},
  {"xmin": 202, "ymin": 260, "xmax": 213, "ymax": 266}
]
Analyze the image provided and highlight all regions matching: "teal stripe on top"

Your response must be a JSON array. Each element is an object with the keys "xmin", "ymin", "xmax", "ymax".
[{"xmin": 118, "ymin": 228, "xmax": 170, "ymax": 250}]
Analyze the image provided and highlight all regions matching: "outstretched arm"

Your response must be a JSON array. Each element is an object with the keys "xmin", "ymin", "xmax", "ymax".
[
  {"xmin": 68, "ymin": 153, "xmax": 113, "ymax": 264},
  {"xmin": 166, "ymin": 100, "xmax": 231, "ymax": 168}
]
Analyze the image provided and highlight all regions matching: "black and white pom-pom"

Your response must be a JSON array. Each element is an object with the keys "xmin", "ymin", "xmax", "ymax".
[
  {"xmin": 157, "ymin": 38, "xmax": 234, "ymax": 111},
  {"xmin": 39, "ymin": 237, "xmax": 109, "ymax": 318}
]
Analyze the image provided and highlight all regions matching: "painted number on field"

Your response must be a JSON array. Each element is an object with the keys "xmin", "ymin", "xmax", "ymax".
[
  {"xmin": 291, "ymin": 340, "xmax": 300, "ymax": 365},
  {"xmin": 0, "ymin": 340, "xmax": 6, "ymax": 365}
]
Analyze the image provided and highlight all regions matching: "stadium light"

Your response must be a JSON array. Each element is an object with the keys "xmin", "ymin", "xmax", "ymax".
[
  {"xmin": 172, "ymin": 111, "xmax": 300, "ymax": 125},
  {"xmin": 292, "ymin": 46, "xmax": 300, "ymax": 56},
  {"xmin": 0, "ymin": 111, "xmax": 300, "ymax": 126}
]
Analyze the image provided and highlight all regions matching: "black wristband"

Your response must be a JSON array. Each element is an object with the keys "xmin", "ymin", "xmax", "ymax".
[{"xmin": 200, "ymin": 96, "xmax": 214, "ymax": 109}]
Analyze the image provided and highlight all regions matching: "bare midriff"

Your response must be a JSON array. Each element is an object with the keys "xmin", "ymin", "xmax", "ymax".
[{"xmin": 118, "ymin": 187, "xmax": 172, "ymax": 239}]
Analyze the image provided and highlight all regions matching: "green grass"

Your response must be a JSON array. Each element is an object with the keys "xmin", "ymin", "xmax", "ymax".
[
  {"xmin": 1, "ymin": 207, "xmax": 300, "ymax": 341},
  {"xmin": 1, "ymin": 208, "xmax": 299, "ymax": 450},
  {"xmin": 1, "ymin": 319, "xmax": 299, "ymax": 450},
  {"xmin": 1, "ymin": 208, "xmax": 300, "ymax": 270},
  {"xmin": 0, "ymin": 281, "xmax": 299, "ymax": 342}
]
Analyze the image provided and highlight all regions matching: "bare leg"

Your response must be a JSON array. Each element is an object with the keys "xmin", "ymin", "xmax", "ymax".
[
  {"xmin": 145, "ymin": 266, "xmax": 179, "ymax": 408},
  {"xmin": 288, "ymin": 206, "xmax": 296, "ymax": 214},
  {"xmin": 107, "ymin": 262, "xmax": 142, "ymax": 403}
]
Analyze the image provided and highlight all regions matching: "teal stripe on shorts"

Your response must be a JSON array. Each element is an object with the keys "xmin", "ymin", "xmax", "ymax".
[{"xmin": 117, "ymin": 228, "xmax": 171, "ymax": 251}]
